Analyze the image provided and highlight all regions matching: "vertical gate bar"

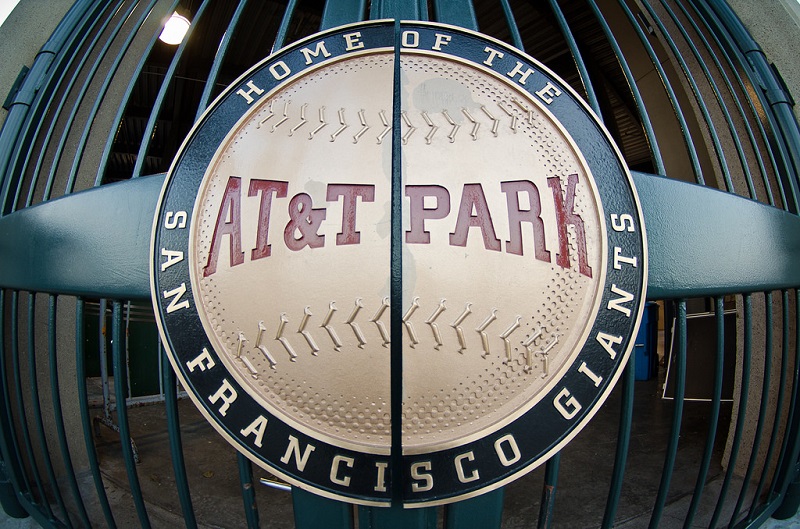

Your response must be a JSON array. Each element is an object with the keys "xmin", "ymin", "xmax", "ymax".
[
  {"xmin": 57, "ymin": 0, "xmax": 160, "ymax": 192},
  {"xmin": 372, "ymin": 0, "xmax": 419, "ymax": 21},
  {"xmin": 417, "ymin": 0, "xmax": 429, "ymax": 22},
  {"xmin": 498, "ymin": 0, "xmax": 523, "ymax": 51},
  {"xmin": 648, "ymin": 299, "xmax": 686, "ymax": 529},
  {"xmin": 772, "ymin": 289, "xmax": 800, "ymax": 518},
  {"xmin": 111, "ymin": 301, "xmax": 151, "ymax": 529},
  {"xmin": 390, "ymin": 16, "xmax": 404, "ymax": 509},
  {"xmin": 358, "ymin": 503, "xmax": 436, "ymax": 529},
  {"xmin": 771, "ymin": 290, "xmax": 800, "ymax": 499},
  {"xmin": 546, "ymin": 0, "xmax": 600, "ymax": 116},
  {"xmin": 236, "ymin": 453, "xmax": 260, "ymax": 529},
  {"xmin": 658, "ymin": 0, "xmax": 759, "ymax": 200},
  {"xmin": 0, "ymin": 1, "xmax": 99, "ymax": 215},
  {"xmin": 98, "ymin": 300, "xmax": 110, "ymax": 424},
  {"xmin": 0, "ymin": 0, "xmax": 105, "ymax": 214},
  {"xmin": 615, "ymin": 0, "xmax": 699, "ymax": 180},
  {"xmin": 431, "ymin": 0, "xmax": 478, "ymax": 31},
  {"xmin": 586, "ymin": 0, "xmax": 666, "ymax": 176},
  {"xmin": 756, "ymin": 94, "xmax": 800, "ymax": 213},
  {"xmin": 75, "ymin": 298, "xmax": 117, "ymax": 528},
  {"xmin": 537, "ymin": 453, "xmax": 560, "ymax": 529},
  {"xmin": 47, "ymin": 296, "xmax": 91, "ymax": 527},
  {"xmin": 0, "ymin": 289, "xmax": 29, "ymax": 516},
  {"xmin": 371, "ymin": 0, "xmax": 384, "ymax": 22},
  {"xmin": 730, "ymin": 292, "xmax": 774, "ymax": 526},
  {"xmin": 601, "ymin": 356, "xmax": 635, "ymax": 528},
  {"xmin": 690, "ymin": 0, "xmax": 793, "ymax": 212},
  {"xmin": 0, "ymin": 443, "xmax": 24, "ymax": 519},
  {"xmin": 693, "ymin": 0, "xmax": 800, "ymax": 212},
  {"xmin": 640, "ymin": 0, "xmax": 734, "ymax": 193},
  {"xmin": 683, "ymin": 297, "xmax": 725, "ymax": 528},
  {"xmin": 16, "ymin": 0, "xmax": 120, "ymax": 208},
  {"xmin": 709, "ymin": 294, "xmax": 753, "ymax": 529},
  {"xmin": 444, "ymin": 488, "xmax": 504, "ymax": 529},
  {"xmin": 749, "ymin": 290, "xmax": 790, "ymax": 518},
  {"xmin": 10, "ymin": 291, "xmax": 52, "ymax": 519},
  {"xmin": 157, "ymin": 318, "xmax": 164, "ymax": 399},
  {"xmin": 38, "ymin": 0, "xmax": 132, "ymax": 200},
  {"xmin": 195, "ymin": 0, "xmax": 250, "ymax": 120},
  {"xmin": 132, "ymin": 0, "xmax": 215, "ymax": 180},
  {"xmin": 272, "ymin": 0, "xmax": 301, "ymax": 53},
  {"xmin": 675, "ymin": 0, "xmax": 777, "ymax": 206},
  {"xmin": 123, "ymin": 303, "xmax": 131, "ymax": 403},
  {"xmin": 94, "ymin": 0, "xmax": 181, "ymax": 186},
  {"xmin": 322, "ymin": 0, "xmax": 367, "ymax": 30},
  {"xmin": 293, "ymin": 486, "xmax": 354, "ymax": 529},
  {"xmin": 161, "ymin": 345, "xmax": 197, "ymax": 529},
  {"xmin": 26, "ymin": 294, "xmax": 70, "ymax": 526}
]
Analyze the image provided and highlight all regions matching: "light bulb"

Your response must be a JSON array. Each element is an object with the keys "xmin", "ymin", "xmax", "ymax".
[{"xmin": 159, "ymin": 12, "xmax": 190, "ymax": 45}]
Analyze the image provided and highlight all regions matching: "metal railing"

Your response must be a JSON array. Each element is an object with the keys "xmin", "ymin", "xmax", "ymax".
[{"xmin": 0, "ymin": 0, "xmax": 799, "ymax": 527}]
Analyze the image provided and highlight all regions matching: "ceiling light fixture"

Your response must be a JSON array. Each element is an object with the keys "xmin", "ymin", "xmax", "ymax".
[{"xmin": 159, "ymin": 12, "xmax": 190, "ymax": 45}]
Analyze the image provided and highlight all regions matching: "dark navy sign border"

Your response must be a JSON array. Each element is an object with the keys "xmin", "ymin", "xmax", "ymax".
[{"xmin": 152, "ymin": 20, "xmax": 647, "ymax": 506}]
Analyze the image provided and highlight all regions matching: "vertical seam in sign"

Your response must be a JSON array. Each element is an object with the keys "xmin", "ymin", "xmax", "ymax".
[{"xmin": 390, "ymin": 17, "xmax": 404, "ymax": 505}]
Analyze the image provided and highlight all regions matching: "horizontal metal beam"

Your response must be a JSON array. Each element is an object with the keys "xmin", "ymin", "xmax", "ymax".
[
  {"xmin": 0, "ymin": 174, "xmax": 163, "ymax": 299},
  {"xmin": 0, "ymin": 172, "xmax": 798, "ymax": 300},
  {"xmin": 633, "ymin": 171, "xmax": 800, "ymax": 298}
]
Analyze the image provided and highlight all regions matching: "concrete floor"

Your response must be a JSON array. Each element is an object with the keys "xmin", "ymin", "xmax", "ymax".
[
  {"xmin": 2, "ymin": 377, "xmax": 799, "ymax": 528},
  {"xmin": 2, "ymin": 336, "xmax": 800, "ymax": 528},
  {"xmin": 0, "ymin": 494, "xmax": 790, "ymax": 529},
  {"xmin": 90, "ymin": 378, "xmax": 713, "ymax": 528},
  {"xmin": 1, "ymin": 376, "xmax": 793, "ymax": 528}
]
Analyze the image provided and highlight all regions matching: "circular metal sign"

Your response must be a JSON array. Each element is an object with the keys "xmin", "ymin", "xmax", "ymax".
[{"xmin": 151, "ymin": 21, "xmax": 647, "ymax": 507}]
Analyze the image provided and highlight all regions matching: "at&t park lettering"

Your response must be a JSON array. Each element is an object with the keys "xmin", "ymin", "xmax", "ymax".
[{"xmin": 201, "ymin": 176, "xmax": 596, "ymax": 279}]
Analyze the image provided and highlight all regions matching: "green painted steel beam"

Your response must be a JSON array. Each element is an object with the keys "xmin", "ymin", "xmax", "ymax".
[
  {"xmin": 0, "ymin": 174, "xmax": 163, "ymax": 300},
  {"xmin": 0, "ymin": 172, "xmax": 799, "ymax": 300},
  {"xmin": 632, "ymin": 171, "xmax": 800, "ymax": 298}
]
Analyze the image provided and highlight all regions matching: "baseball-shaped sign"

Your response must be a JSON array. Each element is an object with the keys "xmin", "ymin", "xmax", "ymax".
[{"xmin": 152, "ymin": 21, "xmax": 647, "ymax": 507}]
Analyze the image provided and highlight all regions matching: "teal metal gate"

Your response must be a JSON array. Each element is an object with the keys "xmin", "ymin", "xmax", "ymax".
[{"xmin": 0, "ymin": 0, "xmax": 799, "ymax": 527}]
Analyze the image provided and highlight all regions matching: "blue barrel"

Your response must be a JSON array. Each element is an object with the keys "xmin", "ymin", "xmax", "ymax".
[{"xmin": 635, "ymin": 302, "xmax": 659, "ymax": 381}]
